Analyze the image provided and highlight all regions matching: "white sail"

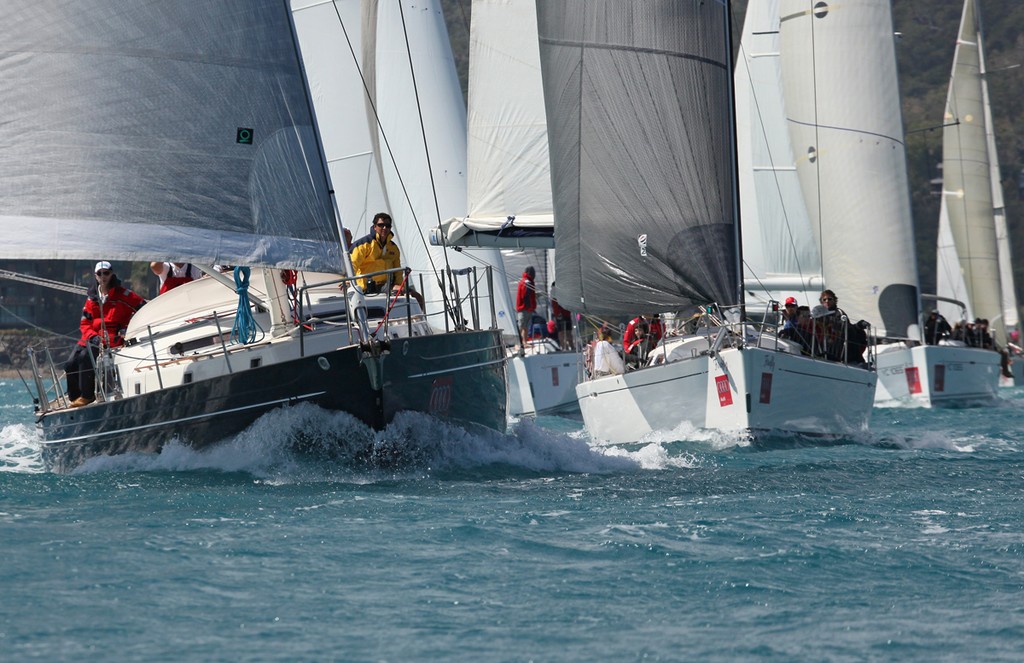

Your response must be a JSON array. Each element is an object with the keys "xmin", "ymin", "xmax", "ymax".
[
  {"xmin": 736, "ymin": 0, "xmax": 823, "ymax": 307},
  {"xmin": 979, "ymin": 26, "xmax": 1019, "ymax": 333},
  {"xmin": 0, "ymin": 1, "xmax": 344, "ymax": 271},
  {"xmin": 292, "ymin": 0, "xmax": 517, "ymax": 335},
  {"xmin": 441, "ymin": 0, "xmax": 553, "ymax": 247},
  {"xmin": 935, "ymin": 194, "xmax": 971, "ymax": 323},
  {"xmin": 939, "ymin": 0, "xmax": 1004, "ymax": 342},
  {"xmin": 778, "ymin": 0, "xmax": 920, "ymax": 339}
]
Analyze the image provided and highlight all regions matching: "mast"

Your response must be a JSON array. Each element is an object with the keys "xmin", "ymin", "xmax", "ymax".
[{"xmin": 725, "ymin": 0, "xmax": 747, "ymax": 318}]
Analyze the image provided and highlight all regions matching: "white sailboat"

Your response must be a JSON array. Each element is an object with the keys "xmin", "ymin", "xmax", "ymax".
[
  {"xmin": 438, "ymin": 0, "xmax": 582, "ymax": 418},
  {"xmin": 6, "ymin": 0, "xmax": 508, "ymax": 472},
  {"xmin": 537, "ymin": 0, "xmax": 876, "ymax": 444},
  {"xmin": 929, "ymin": 0, "xmax": 1008, "ymax": 401},
  {"xmin": 777, "ymin": 0, "xmax": 1000, "ymax": 408}
]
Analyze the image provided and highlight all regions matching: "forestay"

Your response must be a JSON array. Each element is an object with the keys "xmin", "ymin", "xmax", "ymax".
[
  {"xmin": 0, "ymin": 1, "xmax": 343, "ymax": 271},
  {"xmin": 537, "ymin": 0, "xmax": 737, "ymax": 316}
]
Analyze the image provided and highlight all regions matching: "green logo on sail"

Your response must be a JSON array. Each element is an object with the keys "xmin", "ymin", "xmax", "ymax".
[{"xmin": 236, "ymin": 128, "xmax": 254, "ymax": 145}]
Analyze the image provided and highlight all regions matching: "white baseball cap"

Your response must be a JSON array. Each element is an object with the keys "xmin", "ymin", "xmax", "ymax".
[{"xmin": 94, "ymin": 261, "xmax": 112, "ymax": 273}]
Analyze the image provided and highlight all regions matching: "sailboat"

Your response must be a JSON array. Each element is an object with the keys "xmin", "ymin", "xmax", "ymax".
[
  {"xmin": 5, "ymin": 0, "xmax": 507, "ymax": 473},
  {"xmin": 928, "ymin": 0, "xmax": 1008, "ymax": 402},
  {"xmin": 436, "ymin": 0, "xmax": 582, "ymax": 418},
  {"xmin": 535, "ymin": 0, "xmax": 876, "ymax": 444},
  {"xmin": 775, "ymin": 0, "xmax": 999, "ymax": 408},
  {"xmin": 936, "ymin": 0, "xmax": 1021, "ymax": 386}
]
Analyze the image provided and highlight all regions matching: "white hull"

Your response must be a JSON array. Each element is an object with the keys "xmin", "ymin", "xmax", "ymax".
[
  {"xmin": 874, "ymin": 343, "xmax": 1000, "ymax": 407},
  {"xmin": 576, "ymin": 345, "xmax": 876, "ymax": 444},
  {"xmin": 507, "ymin": 345, "xmax": 581, "ymax": 418}
]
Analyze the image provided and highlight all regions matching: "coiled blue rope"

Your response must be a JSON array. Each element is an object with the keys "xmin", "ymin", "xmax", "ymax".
[{"xmin": 231, "ymin": 267, "xmax": 258, "ymax": 344}]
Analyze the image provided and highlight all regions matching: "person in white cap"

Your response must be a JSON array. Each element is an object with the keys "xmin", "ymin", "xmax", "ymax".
[{"xmin": 64, "ymin": 261, "xmax": 146, "ymax": 407}]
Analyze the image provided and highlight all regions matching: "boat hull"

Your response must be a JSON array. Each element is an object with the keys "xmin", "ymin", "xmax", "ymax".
[
  {"xmin": 874, "ymin": 343, "xmax": 1000, "ymax": 407},
  {"xmin": 507, "ymin": 350, "xmax": 582, "ymax": 418},
  {"xmin": 38, "ymin": 330, "xmax": 506, "ymax": 473},
  {"xmin": 576, "ymin": 346, "xmax": 876, "ymax": 444}
]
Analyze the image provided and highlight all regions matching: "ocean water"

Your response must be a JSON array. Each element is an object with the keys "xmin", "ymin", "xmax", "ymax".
[{"xmin": 2, "ymin": 378, "xmax": 1023, "ymax": 662}]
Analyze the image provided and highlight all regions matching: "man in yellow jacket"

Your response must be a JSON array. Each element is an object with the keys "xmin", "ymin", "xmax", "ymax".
[{"xmin": 350, "ymin": 212, "xmax": 401, "ymax": 293}]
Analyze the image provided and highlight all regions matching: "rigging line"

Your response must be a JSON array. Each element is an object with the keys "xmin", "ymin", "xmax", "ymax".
[
  {"xmin": 329, "ymin": 1, "xmax": 457, "ymax": 318},
  {"xmin": 0, "ymin": 302, "xmax": 77, "ymax": 340}
]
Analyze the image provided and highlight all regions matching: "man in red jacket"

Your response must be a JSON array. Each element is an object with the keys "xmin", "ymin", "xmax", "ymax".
[
  {"xmin": 515, "ymin": 266, "xmax": 537, "ymax": 353},
  {"xmin": 65, "ymin": 261, "xmax": 146, "ymax": 407}
]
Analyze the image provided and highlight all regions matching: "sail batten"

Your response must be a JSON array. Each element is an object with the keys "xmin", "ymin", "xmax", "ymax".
[
  {"xmin": 0, "ymin": 0, "xmax": 343, "ymax": 270},
  {"xmin": 538, "ymin": 0, "xmax": 737, "ymax": 315}
]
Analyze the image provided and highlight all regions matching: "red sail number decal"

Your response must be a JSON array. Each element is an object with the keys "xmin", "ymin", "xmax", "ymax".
[
  {"xmin": 429, "ymin": 376, "xmax": 453, "ymax": 415},
  {"xmin": 904, "ymin": 366, "xmax": 922, "ymax": 394},
  {"xmin": 716, "ymin": 374, "xmax": 733, "ymax": 407}
]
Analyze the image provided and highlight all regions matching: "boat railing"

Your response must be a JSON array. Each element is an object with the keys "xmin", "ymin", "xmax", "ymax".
[{"xmin": 710, "ymin": 301, "xmax": 873, "ymax": 369}]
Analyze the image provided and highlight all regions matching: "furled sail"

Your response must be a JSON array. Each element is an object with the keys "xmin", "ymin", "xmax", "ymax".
[
  {"xmin": 939, "ymin": 0, "xmax": 1004, "ymax": 342},
  {"xmin": 0, "ymin": 1, "xmax": 343, "ymax": 271},
  {"xmin": 778, "ymin": 0, "xmax": 920, "ymax": 339},
  {"xmin": 736, "ymin": 0, "xmax": 823, "ymax": 304},
  {"xmin": 537, "ymin": 0, "xmax": 737, "ymax": 316}
]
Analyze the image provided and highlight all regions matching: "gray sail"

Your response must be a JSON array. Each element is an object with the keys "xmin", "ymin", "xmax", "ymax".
[
  {"xmin": 0, "ymin": 1, "xmax": 342, "ymax": 271},
  {"xmin": 536, "ymin": 0, "xmax": 737, "ymax": 315}
]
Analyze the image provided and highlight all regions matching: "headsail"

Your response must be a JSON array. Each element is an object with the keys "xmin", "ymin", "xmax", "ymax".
[
  {"xmin": 537, "ymin": 0, "xmax": 738, "ymax": 316},
  {"xmin": 778, "ymin": 0, "xmax": 920, "ymax": 339},
  {"xmin": 736, "ymin": 0, "xmax": 823, "ymax": 305},
  {"xmin": 0, "ymin": 0, "xmax": 343, "ymax": 271},
  {"xmin": 939, "ymin": 0, "xmax": 1004, "ymax": 342}
]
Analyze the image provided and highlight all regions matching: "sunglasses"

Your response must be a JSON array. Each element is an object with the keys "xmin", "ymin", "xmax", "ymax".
[
  {"xmin": 96, "ymin": 270, "xmax": 112, "ymax": 276},
  {"xmin": 375, "ymin": 222, "xmax": 392, "ymax": 228}
]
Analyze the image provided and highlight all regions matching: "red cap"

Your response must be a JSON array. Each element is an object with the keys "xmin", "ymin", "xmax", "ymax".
[{"xmin": 784, "ymin": 296, "xmax": 797, "ymax": 306}]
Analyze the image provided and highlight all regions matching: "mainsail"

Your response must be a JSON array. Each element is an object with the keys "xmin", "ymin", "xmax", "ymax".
[
  {"xmin": 0, "ymin": 1, "xmax": 343, "ymax": 271},
  {"xmin": 441, "ymin": 0, "xmax": 554, "ymax": 248},
  {"xmin": 537, "ymin": 0, "xmax": 738, "ymax": 316},
  {"xmin": 938, "ymin": 0, "xmax": 1004, "ymax": 342},
  {"xmin": 736, "ymin": 0, "xmax": 822, "ymax": 303},
  {"xmin": 778, "ymin": 0, "xmax": 920, "ymax": 339}
]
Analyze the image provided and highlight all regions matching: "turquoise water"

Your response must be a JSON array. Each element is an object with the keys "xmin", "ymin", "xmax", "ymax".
[{"xmin": 2, "ymin": 378, "xmax": 1024, "ymax": 662}]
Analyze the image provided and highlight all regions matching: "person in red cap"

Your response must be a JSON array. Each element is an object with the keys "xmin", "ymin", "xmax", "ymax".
[{"xmin": 781, "ymin": 296, "xmax": 799, "ymax": 334}]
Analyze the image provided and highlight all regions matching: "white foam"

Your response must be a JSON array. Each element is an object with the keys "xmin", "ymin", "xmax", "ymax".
[
  {"xmin": 72, "ymin": 404, "xmax": 644, "ymax": 479},
  {"xmin": 0, "ymin": 424, "xmax": 45, "ymax": 474}
]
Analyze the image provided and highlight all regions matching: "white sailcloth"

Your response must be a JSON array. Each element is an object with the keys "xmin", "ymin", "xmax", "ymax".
[
  {"xmin": 736, "ymin": 0, "xmax": 822, "ymax": 306},
  {"xmin": 778, "ymin": 0, "xmax": 920, "ymax": 339},
  {"xmin": 444, "ymin": 0, "xmax": 554, "ymax": 244},
  {"xmin": 939, "ymin": 0, "xmax": 1004, "ymax": 342}
]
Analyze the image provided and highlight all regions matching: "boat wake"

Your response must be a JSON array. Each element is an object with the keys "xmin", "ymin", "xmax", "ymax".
[{"xmin": 41, "ymin": 403, "xmax": 652, "ymax": 479}]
